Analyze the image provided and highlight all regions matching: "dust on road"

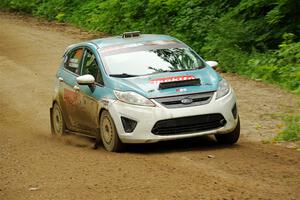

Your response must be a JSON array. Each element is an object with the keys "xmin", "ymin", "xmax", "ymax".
[{"xmin": 0, "ymin": 12, "xmax": 299, "ymax": 200}]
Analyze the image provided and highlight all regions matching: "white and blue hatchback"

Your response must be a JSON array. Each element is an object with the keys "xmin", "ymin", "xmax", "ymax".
[{"xmin": 50, "ymin": 32, "xmax": 240, "ymax": 152}]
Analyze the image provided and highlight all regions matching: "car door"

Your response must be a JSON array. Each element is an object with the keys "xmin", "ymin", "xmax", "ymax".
[
  {"xmin": 75, "ymin": 48, "xmax": 104, "ymax": 134},
  {"xmin": 58, "ymin": 47, "xmax": 84, "ymax": 130}
]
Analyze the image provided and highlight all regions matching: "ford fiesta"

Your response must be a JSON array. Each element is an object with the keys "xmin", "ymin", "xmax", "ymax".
[{"xmin": 50, "ymin": 31, "xmax": 240, "ymax": 152}]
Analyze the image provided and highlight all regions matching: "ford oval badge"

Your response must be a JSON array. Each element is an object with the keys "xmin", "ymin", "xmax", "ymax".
[{"xmin": 181, "ymin": 98, "xmax": 193, "ymax": 104}]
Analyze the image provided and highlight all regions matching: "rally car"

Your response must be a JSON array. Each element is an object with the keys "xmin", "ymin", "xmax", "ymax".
[{"xmin": 50, "ymin": 31, "xmax": 240, "ymax": 152}]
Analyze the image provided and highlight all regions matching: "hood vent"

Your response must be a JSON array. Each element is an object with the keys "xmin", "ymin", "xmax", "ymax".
[{"xmin": 158, "ymin": 79, "xmax": 201, "ymax": 90}]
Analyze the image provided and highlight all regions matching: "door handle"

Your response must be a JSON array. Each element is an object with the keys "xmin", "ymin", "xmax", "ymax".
[
  {"xmin": 58, "ymin": 77, "xmax": 64, "ymax": 82},
  {"xmin": 73, "ymin": 85, "xmax": 80, "ymax": 91}
]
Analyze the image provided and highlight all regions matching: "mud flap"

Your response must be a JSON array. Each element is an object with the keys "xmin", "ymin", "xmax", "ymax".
[
  {"xmin": 50, "ymin": 107, "xmax": 55, "ymax": 135},
  {"xmin": 94, "ymin": 127, "xmax": 101, "ymax": 149}
]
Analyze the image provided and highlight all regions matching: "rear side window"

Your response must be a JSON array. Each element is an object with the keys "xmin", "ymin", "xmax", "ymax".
[{"xmin": 65, "ymin": 48, "xmax": 84, "ymax": 74}]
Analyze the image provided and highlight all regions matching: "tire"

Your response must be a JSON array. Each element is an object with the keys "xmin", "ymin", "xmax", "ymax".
[
  {"xmin": 100, "ymin": 110, "xmax": 124, "ymax": 152},
  {"xmin": 215, "ymin": 118, "xmax": 240, "ymax": 145},
  {"xmin": 51, "ymin": 103, "xmax": 66, "ymax": 136}
]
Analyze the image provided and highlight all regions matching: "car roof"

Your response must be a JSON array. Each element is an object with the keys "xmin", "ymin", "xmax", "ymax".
[{"xmin": 89, "ymin": 34, "xmax": 179, "ymax": 48}]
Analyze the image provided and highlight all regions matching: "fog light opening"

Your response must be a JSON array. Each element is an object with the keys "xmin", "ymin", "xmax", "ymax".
[
  {"xmin": 121, "ymin": 117, "xmax": 137, "ymax": 133},
  {"xmin": 231, "ymin": 103, "xmax": 238, "ymax": 119}
]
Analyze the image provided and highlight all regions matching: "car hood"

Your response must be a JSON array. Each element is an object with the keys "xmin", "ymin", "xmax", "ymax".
[{"xmin": 108, "ymin": 67, "xmax": 221, "ymax": 98}]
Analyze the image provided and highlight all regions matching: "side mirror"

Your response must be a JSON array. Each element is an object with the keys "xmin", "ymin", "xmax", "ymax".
[
  {"xmin": 76, "ymin": 74, "xmax": 95, "ymax": 85},
  {"xmin": 206, "ymin": 61, "xmax": 218, "ymax": 69}
]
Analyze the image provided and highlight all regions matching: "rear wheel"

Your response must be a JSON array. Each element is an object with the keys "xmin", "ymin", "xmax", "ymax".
[
  {"xmin": 100, "ymin": 110, "xmax": 124, "ymax": 152},
  {"xmin": 51, "ymin": 103, "xmax": 66, "ymax": 136},
  {"xmin": 215, "ymin": 118, "xmax": 240, "ymax": 144}
]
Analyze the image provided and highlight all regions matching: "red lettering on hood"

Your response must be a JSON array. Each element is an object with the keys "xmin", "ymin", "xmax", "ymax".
[{"xmin": 150, "ymin": 75, "xmax": 196, "ymax": 84}]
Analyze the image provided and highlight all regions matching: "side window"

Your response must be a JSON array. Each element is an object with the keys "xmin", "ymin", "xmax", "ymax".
[
  {"xmin": 65, "ymin": 48, "xmax": 84, "ymax": 74},
  {"xmin": 81, "ymin": 49, "xmax": 104, "ymax": 85}
]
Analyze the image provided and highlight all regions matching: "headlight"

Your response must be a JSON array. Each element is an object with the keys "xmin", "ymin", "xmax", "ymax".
[
  {"xmin": 114, "ymin": 90, "xmax": 155, "ymax": 107},
  {"xmin": 216, "ymin": 79, "xmax": 230, "ymax": 99}
]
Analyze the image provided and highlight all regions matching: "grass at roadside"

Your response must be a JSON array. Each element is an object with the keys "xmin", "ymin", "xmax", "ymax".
[{"xmin": 275, "ymin": 114, "xmax": 300, "ymax": 142}]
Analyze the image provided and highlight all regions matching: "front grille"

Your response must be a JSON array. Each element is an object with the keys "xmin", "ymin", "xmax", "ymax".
[
  {"xmin": 152, "ymin": 114, "xmax": 226, "ymax": 135},
  {"xmin": 154, "ymin": 92, "xmax": 214, "ymax": 108}
]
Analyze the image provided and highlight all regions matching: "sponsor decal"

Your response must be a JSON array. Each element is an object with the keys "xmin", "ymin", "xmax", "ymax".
[
  {"xmin": 150, "ymin": 75, "xmax": 196, "ymax": 84},
  {"xmin": 64, "ymin": 88, "xmax": 80, "ymax": 105},
  {"xmin": 68, "ymin": 58, "xmax": 80, "ymax": 68},
  {"xmin": 176, "ymin": 88, "xmax": 187, "ymax": 92},
  {"xmin": 146, "ymin": 40, "xmax": 177, "ymax": 45},
  {"xmin": 101, "ymin": 43, "xmax": 144, "ymax": 53},
  {"xmin": 100, "ymin": 40, "xmax": 179, "ymax": 53}
]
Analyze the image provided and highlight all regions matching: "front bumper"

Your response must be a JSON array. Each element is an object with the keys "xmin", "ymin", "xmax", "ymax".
[{"xmin": 108, "ymin": 89, "xmax": 238, "ymax": 143}]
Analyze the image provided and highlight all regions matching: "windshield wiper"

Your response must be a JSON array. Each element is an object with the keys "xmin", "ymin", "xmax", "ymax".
[
  {"xmin": 170, "ymin": 66, "xmax": 203, "ymax": 72},
  {"xmin": 110, "ymin": 73, "xmax": 138, "ymax": 78},
  {"xmin": 159, "ymin": 66, "xmax": 204, "ymax": 73},
  {"xmin": 165, "ymin": 69, "xmax": 188, "ymax": 72}
]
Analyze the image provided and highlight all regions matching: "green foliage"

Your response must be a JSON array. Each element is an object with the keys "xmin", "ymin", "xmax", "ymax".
[
  {"xmin": 248, "ymin": 34, "xmax": 300, "ymax": 94},
  {"xmin": 2, "ymin": 0, "xmax": 37, "ymax": 13},
  {"xmin": 275, "ymin": 114, "xmax": 300, "ymax": 141},
  {"xmin": 0, "ymin": 0, "xmax": 299, "ymax": 94}
]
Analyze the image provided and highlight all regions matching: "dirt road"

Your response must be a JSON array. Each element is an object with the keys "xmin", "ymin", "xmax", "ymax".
[{"xmin": 0, "ymin": 12, "xmax": 299, "ymax": 200}]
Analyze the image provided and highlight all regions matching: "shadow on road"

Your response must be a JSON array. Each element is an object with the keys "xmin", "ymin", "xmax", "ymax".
[
  {"xmin": 44, "ymin": 132, "xmax": 241, "ymax": 154},
  {"xmin": 123, "ymin": 136, "xmax": 241, "ymax": 154}
]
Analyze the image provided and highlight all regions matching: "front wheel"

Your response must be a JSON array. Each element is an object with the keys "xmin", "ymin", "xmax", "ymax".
[
  {"xmin": 100, "ymin": 110, "xmax": 124, "ymax": 152},
  {"xmin": 215, "ymin": 118, "xmax": 240, "ymax": 144}
]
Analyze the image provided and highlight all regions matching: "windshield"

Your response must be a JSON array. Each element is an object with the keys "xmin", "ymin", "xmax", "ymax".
[{"xmin": 100, "ymin": 47, "xmax": 206, "ymax": 76}]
